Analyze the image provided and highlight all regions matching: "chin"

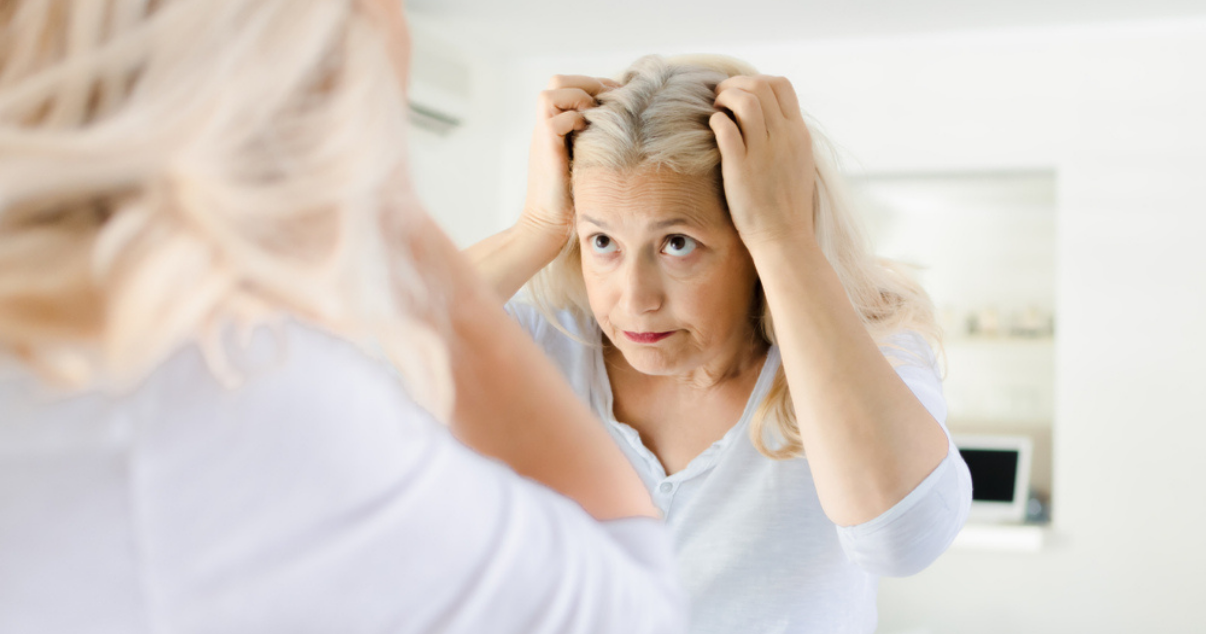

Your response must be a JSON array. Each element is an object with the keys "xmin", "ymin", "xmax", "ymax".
[{"xmin": 617, "ymin": 343, "xmax": 693, "ymax": 376}]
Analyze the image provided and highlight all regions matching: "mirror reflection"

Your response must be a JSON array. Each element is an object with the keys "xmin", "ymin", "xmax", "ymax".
[{"xmin": 409, "ymin": 2, "xmax": 1206, "ymax": 633}]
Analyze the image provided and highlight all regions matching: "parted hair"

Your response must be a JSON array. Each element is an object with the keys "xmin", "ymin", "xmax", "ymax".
[
  {"xmin": 527, "ymin": 54, "xmax": 942, "ymax": 460},
  {"xmin": 0, "ymin": 0, "xmax": 452, "ymax": 416}
]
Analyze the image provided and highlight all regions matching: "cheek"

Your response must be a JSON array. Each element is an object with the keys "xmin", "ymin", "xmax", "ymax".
[
  {"xmin": 673, "ymin": 267, "xmax": 758, "ymax": 334},
  {"xmin": 671, "ymin": 283, "xmax": 727, "ymax": 333},
  {"xmin": 581, "ymin": 260, "xmax": 619, "ymax": 319}
]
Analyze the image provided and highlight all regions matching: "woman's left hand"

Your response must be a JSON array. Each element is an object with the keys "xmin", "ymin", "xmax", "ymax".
[{"xmin": 709, "ymin": 75, "xmax": 817, "ymax": 250}]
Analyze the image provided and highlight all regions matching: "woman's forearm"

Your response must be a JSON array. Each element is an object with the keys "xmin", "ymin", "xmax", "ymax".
[
  {"xmin": 709, "ymin": 74, "xmax": 948, "ymax": 524},
  {"xmin": 749, "ymin": 232, "xmax": 949, "ymax": 527},
  {"xmin": 464, "ymin": 220, "xmax": 567, "ymax": 303}
]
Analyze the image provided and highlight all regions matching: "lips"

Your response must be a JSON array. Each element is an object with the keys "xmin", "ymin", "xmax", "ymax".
[{"xmin": 622, "ymin": 330, "xmax": 675, "ymax": 344}]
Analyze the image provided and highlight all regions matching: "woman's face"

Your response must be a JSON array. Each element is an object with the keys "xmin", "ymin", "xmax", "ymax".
[{"xmin": 574, "ymin": 168, "xmax": 762, "ymax": 377}]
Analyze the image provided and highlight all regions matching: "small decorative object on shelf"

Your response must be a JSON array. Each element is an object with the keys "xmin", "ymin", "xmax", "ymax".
[
  {"xmin": 945, "ymin": 304, "xmax": 1055, "ymax": 341},
  {"xmin": 978, "ymin": 307, "xmax": 1001, "ymax": 337},
  {"xmin": 1025, "ymin": 487, "xmax": 1051, "ymax": 524}
]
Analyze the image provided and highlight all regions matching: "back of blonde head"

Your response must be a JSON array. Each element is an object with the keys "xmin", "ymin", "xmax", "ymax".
[
  {"xmin": 530, "ymin": 54, "xmax": 941, "ymax": 459},
  {"xmin": 0, "ymin": 1, "xmax": 451, "ymax": 414}
]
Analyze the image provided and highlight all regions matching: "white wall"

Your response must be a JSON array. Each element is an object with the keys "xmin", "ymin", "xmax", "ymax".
[
  {"xmin": 416, "ymin": 15, "xmax": 1206, "ymax": 633},
  {"xmin": 404, "ymin": 18, "xmax": 510, "ymax": 247}
]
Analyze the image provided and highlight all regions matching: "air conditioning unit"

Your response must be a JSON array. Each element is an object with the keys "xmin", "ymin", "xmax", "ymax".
[
  {"xmin": 408, "ymin": 100, "xmax": 462, "ymax": 135},
  {"xmin": 407, "ymin": 24, "xmax": 471, "ymax": 136}
]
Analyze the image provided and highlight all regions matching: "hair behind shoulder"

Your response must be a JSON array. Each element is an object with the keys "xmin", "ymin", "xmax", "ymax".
[
  {"xmin": 526, "ymin": 54, "xmax": 944, "ymax": 459},
  {"xmin": 0, "ymin": 0, "xmax": 452, "ymax": 416}
]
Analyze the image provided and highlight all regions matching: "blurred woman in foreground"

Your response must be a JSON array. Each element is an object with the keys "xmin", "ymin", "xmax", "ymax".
[{"xmin": 0, "ymin": 1, "xmax": 685, "ymax": 632}]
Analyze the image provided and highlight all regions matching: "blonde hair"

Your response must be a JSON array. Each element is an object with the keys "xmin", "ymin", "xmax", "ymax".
[
  {"xmin": 528, "ymin": 54, "xmax": 942, "ymax": 459},
  {"xmin": 0, "ymin": 0, "xmax": 452, "ymax": 416}
]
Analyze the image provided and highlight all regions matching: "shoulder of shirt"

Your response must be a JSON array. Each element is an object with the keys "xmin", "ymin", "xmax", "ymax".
[
  {"xmin": 0, "ymin": 320, "xmax": 438, "ymax": 474},
  {"xmin": 126, "ymin": 319, "xmax": 429, "ymax": 429},
  {"xmin": 1, "ymin": 319, "xmax": 404, "ymax": 396}
]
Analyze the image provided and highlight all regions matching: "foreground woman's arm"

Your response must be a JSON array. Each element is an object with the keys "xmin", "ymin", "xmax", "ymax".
[
  {"xmin": 465, "ymin": 75, "xmax": 615, "ymax": 302},
  {"xmin": 710, "ymin": 75, "xmax": 955, "ymax": 529}
]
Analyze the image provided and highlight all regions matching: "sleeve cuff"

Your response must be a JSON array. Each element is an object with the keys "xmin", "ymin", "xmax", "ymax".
[{"xmin": 835, "ymin": 440, "xmax": 972, "ymax": 577}]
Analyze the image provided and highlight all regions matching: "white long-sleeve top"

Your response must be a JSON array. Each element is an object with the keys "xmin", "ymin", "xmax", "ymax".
[
  {"xmin": 0, "ymin": 321, "xmax": 687, "ymax": 634},
  {"xmin": 506, "ymin": 302, "xmax": 973, "ymax": 634}
]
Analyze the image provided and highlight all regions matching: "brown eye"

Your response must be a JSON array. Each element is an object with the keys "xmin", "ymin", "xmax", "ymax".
[
  {"xmin": 591, "ymin": 235, "xmax": 617, "ymax": 254},
  {"xmin": 664, "ymin": 235, "xmax": 697, "ymax": 257}
]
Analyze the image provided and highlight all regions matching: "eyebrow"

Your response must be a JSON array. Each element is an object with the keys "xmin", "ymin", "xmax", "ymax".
[{"xmin": 579, "ymin": 215, "xmax": 701, "ymax": 231}]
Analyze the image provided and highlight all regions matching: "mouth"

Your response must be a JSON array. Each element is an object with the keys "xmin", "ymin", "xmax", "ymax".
[{"xmin": 622, "ymin": 330, "xmax": 676, "ymax": 344}]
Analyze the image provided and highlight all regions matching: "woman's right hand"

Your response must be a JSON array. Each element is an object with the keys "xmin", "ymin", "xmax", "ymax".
[{"xmin": 519, "ymin": 74, "xmax": 619, "ymax": 241}]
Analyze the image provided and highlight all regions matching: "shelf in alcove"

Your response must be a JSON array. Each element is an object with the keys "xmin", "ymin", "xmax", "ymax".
[{"xmin": 951, "ymin": 523, "xmax": 1047, "ymax": 552}]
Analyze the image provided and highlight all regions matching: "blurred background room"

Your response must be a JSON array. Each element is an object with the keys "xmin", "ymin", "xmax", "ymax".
[{"xmin": 401, "ymin": 1, "xmax": 1206, "ymax": 632}]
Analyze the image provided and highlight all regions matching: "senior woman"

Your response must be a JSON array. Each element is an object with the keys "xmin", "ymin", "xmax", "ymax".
[
  {"xmin": 469, "ymin": 55, "xmax": 973, "ymax": 633},
  {"xmin": 0, "ymin": 2, "xmax": 687, "ymax": 632}
]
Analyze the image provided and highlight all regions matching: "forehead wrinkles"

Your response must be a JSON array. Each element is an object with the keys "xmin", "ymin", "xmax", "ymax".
[{"xmin": 573, "ymin": 167, "xmax": 725, "ymax": 229}]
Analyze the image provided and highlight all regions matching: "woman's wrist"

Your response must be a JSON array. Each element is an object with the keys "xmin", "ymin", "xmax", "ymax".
[
  {"xmin": 515, "ymin": 210, "xmax": 573, "ymax": 256},
  {"xmin": 743, "ymin": 223, "xmax": 819, "ymax": 267},
  {"xmin": 462, "ymin": 212, "xmax": 570, "ymax": 303}
]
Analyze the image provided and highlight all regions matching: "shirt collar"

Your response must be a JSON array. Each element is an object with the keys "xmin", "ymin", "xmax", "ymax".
[{"xmin": 590, "ymin": 339, "xmax": 781, "ymax": 482}]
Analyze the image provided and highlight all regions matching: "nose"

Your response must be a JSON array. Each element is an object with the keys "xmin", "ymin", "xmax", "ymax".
[{"xmin": 617, "ymin": 251, "xmax": 664, "ymax": 317}]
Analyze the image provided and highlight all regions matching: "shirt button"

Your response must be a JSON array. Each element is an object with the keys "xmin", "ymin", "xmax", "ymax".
[{"xmin": 659, "ymin": 482, "xmax": 673, "ymax": 493}]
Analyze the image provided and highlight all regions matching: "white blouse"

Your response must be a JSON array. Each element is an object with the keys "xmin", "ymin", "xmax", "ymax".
[
  {"xmin": 0, "ymin": 321, "xmax": 686, "ymax": 634},
  {"xmin": 506, "ymin": 301, "xmax": 973, "ymax": 634}
]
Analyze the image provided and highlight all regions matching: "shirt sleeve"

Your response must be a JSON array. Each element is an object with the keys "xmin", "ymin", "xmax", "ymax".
[{"xmin": 833, "ymin": 331, "xmax": 973, "ymax": 578}]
